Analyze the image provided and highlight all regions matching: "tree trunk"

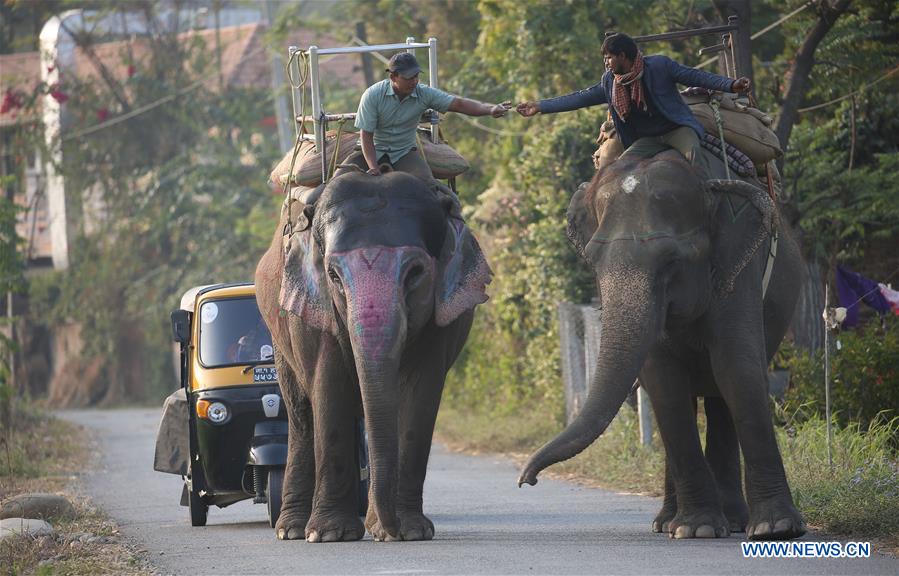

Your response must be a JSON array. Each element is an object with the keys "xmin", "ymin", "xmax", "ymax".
[{"xmin": 774, "ymin": 0, "xmax": 854, "ymax": 160}]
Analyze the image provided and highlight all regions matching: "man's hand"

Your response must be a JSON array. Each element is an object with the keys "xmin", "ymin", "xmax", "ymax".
[
  {"xmin": 516, "ymin": 101, "xmax": 540, "ymax": 117},
  {"xmin": 731, "ymin": 77, "xmax": 751, "ymax": 93},
  {"xmin": 490, "ymin": 101, "xmax": 513, "ymax": 118},
  {"xmin": 366, "ymin": 166, "xmax": 381, "ymax": 176}
]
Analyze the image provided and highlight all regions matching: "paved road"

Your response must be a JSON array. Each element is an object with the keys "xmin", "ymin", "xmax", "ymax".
[{"xmin": 59, "ymin": 409, "xmax": 896, "ymax": 575}]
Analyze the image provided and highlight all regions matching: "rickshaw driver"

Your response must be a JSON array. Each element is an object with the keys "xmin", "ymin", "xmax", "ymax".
[{"xmin": 337, "ymin": 53, "xmax": 512, "ymax": 181}]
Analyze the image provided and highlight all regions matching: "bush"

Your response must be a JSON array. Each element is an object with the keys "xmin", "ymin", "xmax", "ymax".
[
  {"xmin": 778, "ymin": 411, "xmax": 899, "ymax": 538},
  {"xmin": 781, "ymin": 316, "xmax": 899, "ymax": 436}
]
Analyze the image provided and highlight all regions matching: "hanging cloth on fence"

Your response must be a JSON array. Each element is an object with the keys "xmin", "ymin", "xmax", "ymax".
[{"xmin": 835, "ymin": 265, "xmax": 892, "ymax": 327}]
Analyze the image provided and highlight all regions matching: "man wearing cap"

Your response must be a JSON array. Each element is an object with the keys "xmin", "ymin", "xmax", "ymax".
[
  {"xmin": 340, "ymin": 52, "xmax": 511, "ymax": 180},
  {"xmin": 516, "ymin": 33, "xmax": 751, "ymax": 176}
]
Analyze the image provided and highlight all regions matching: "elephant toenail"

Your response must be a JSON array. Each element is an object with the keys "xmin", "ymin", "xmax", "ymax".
[
  {"xmin": 307, "ymin": 530, "xmax": 320, "ymax": 542},
  {"xmin": 277, "ymin": 529, "xmax": 285, "ymax": 540},
  {"xmin": 695, "ymin": 525, "xmax": 716, "ymax": 538},
  {"xmin": 674, "ymin": 526, "xmax": 692, "ymax": 539},
  {"xmin": 774, "ymin": 519, "xmax": 793, "ymax": 533},
  {"xmin": 754, "ymin": 522, "xmax": 771, "ymax": 536}
]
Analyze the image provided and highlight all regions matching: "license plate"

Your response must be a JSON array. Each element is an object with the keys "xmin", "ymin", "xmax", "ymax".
[{"xmin": 253, "ymin": 366, "xmax": 278, "ymax": 383}]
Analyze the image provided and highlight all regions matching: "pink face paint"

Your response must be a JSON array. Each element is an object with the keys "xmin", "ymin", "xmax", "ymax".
[{"xmin": 329, "ymin": 245, "xmax": 435, "ymax": 361}]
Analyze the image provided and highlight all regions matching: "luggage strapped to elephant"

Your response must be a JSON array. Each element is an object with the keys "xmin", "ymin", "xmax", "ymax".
[{"xmin": 270, "ymin": 37, "xmax": 469, "ymax": 191}]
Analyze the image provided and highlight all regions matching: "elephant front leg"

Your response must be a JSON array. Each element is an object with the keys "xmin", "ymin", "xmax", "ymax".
[
  {"xmin": 274, "ymin": 353, "xmax": 314, "ymax": 540},
  {"xmin": 707, "ymin": 305, "xmax": 805, "ymax": 541},
  {"xmin": 371, "ymin": 336, "xmax": 454, "ymax": 541},
  {"xmin": 704, "ymin": 396, "xmax": 748, "ymax": 533},
  {"xmin": 304, "ymin": 348, "xmax": 365, "ymax": 543},
  {"xmin": 642, "ymin": 349, "xmax": 729, "ymax": 539}
]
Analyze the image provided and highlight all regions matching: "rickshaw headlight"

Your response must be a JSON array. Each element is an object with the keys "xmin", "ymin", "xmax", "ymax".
[
  {"xmin": 196, "ymin": 399, "xmax": 229, "ymax": 423},
  {"xmin": 206, "ymin": 402, "xmax": 229, "ymax": 423}
]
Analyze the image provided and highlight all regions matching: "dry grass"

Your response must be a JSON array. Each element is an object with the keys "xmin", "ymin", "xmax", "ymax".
[{"xmin": 0, "ymin": 407, "xmax": 152, "ymax": 576}]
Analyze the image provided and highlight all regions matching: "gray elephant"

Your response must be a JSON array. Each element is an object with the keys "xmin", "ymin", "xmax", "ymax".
[
  {"xmin": 255, "ymin": 172, "xmax": 491, "ymax": 542},
  {"xmin": 518, "ymin": 149, "xmax": 806, "ymax": 541}
]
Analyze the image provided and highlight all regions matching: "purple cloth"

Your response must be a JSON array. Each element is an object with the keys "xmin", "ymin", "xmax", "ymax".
[{"xmin": 836, "ymin": 265, "xmax": 892, "ymax": 327}]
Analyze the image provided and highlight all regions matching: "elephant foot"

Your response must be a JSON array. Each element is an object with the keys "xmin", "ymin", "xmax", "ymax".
[
  {"xmin": 275, "ymin": 508, "xmax": 310, "ymax": 541},
  {"xmin": 747, "ymin": 497, "xmax": 805, "ymax": 541},
  {"xmin": 304, "ymin": 510, "xmax": 365, "ymax": 543},
  {"xmin": 668, "ymin": 508, "xmax": 730, "ymax": 539},
  {"xmin": 652, "ymin": 500, "xmax": 677, "ymax": 533},
  {"xmin": 397, "ymin": 511, "xmax": 435, "ymax": 541}
]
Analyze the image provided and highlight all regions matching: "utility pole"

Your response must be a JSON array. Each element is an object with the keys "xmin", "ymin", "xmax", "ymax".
[{"xmin": 265, "ymin": 0, "xmax": 294, "ymax": 154}]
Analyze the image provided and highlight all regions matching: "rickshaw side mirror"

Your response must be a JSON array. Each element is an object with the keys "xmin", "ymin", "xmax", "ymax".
[{"xmin": 171, "ymin": 310, "xmax": 192, "ymax": 343}]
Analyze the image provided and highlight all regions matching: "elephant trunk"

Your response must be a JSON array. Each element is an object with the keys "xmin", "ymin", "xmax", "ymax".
[
  {"xmin": 348, "ymin": 289, "xmax": 406, "ymax": 539},
  {"xmin": 356, "ymin": 359, "xmax": 401, "ymax": 538},
  {"xmin": 519, "ymin": 271, "xmax": 662, "ymax": 486}
]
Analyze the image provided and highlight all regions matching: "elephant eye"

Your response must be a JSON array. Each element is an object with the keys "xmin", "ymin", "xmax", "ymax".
[
  {"xmin": 405, "ymin": 264, "xmax": 425, "ymax": 291},
  {"xmin": 328, "ymin": 267, "xmax": 344, "ymax": 293}
]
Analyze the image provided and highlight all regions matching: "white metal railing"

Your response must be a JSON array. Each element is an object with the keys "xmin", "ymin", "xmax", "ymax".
[{"xmin": 289, "ymin": 37, "xmax": 440, "ymax": 183}]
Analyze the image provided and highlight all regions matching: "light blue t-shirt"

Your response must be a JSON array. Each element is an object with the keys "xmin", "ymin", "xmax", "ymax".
[{"xmin": 354, "ymin": 79, "xmax": 455, "ymax": 163}]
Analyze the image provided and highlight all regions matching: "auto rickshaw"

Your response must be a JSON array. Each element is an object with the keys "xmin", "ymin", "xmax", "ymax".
[
  {"xmin": 154, "ymin": 283, "xmax": 289, "ymax": 527},
  {"xmin": 154, "ymin": 282, "xmax": 370, "ymax": 527}
]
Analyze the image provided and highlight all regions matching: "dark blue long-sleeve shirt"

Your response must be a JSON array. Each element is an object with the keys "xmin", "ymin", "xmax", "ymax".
[{"xmin": 539, "ymin": 55, "xmax": 736, "ymax": 148}]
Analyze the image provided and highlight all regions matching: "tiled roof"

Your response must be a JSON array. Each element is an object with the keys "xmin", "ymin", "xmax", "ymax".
[{"xmin": 0, "ymin": 23, "xmax": 367, "ymax": 127}]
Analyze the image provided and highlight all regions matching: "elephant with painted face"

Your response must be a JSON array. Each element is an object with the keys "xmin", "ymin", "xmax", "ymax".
[
  {"xmin": 255, "ymin": 172, "xmax": 491, "ymax": 542},
  {"xmin": 518, "ymin": 149, "xmax": 806, "ymax": 541}
]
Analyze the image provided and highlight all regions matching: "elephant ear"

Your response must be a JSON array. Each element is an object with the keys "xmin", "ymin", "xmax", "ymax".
[
  {"xmin": 566, "ymin": 181, "xmax": 598, "ymax": 261},
  {"xmin": 279, "ymin": 220, "xmax": 337, "ymax": 335},
  {"xmin": 708, "ymin": 179, "xmax": 774, "ymax": 296},
  {"xmin": 435, "ymin": 218, "xmax": 493, "ymax": 327}
]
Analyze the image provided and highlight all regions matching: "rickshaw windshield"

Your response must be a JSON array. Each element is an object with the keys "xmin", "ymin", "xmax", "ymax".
[{"xmin": 198, "ymin": 297, "xmax": 273, "ymax": 368}]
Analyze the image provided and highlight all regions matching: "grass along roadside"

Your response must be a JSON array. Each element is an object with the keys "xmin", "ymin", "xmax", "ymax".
[
  {"xmin": 1, "ymin": 406, "xmax": 152, "ymax": 575},
  {"xmin": 435, "ymin": 403, "xmax": 899, "ymax": 552}
]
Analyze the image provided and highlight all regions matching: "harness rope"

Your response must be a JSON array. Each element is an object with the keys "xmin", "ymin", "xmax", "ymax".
[{"xmin": 709, "ymin": 90, "xmax": 778, "ymax": 297}]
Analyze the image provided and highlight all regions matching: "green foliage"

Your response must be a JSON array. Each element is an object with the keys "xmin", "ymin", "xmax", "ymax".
[
  {"xmin": 778, "ymin": 411, "xmax": 899, "ymax": 538},
  {"xmin": 11, "ymin": 4, "xmax": 281, "ymax": 402},
  {"xmin": 780, "ymin": 317, "xmax": 899, "ymax": 435},
  {"xmin": 0, "ymin": 191, "xmax": 25, "ymax": 429},
  {"xmin": 447, "ymin": 110, "xmax": 595, "ymax": 418}
]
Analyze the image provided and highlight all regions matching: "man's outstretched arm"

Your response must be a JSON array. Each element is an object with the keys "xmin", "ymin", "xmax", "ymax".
[
  {"xmin": 666, "ymin": 56, "xmax": 751, "ymax": 93},
  {"xmin": 517, "ymin": 81, "xmax": 608, "ymax": 117},
  {"xmin": 448, "ymin": 97, "xmax": 511, "ymax": 118}
]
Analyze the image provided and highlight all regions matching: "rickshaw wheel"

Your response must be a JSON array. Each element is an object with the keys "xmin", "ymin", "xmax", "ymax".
[
  {"xmin": 188, "ymin": 465, "xmax": 208, "ymax": 526},
  {"xmin": 188, "ymin": 485, "xmax": 208, "ymax": 526},
  {"xmin": 266, "ymin": 466, "xmax": 284, "ymax": 528}
]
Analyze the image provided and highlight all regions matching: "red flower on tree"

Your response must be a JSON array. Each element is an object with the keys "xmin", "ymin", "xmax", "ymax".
[
  {"xmin": 97, "ymin": 108, "xmax": 110, "ymax": 122},
  {"xmin": 49, "ymin": 83, "xmax": 69, "ymax": 104},
  {"xmin": 127, "ymin": 64, "xmax": 136, "ymax": 78},
  {"xmin": 1, "ymin": 89, "xmax": 23, "ymax": 114}
]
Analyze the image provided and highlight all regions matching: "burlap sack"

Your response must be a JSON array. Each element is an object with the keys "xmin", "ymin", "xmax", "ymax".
[
  {"xmin": 682, "ymin": 93, "xmax": 782, "ymax": 164},
  {"xmin": 419, "ymin": 138, "xmax": 470, "ymax": 179},
  {"xmin": 270, "ymin": 130, "xmax": 359, "ymax": 189},
  {"xmin": 154, "ymin": 388, "xmax": 189, "ymax": 475}
]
